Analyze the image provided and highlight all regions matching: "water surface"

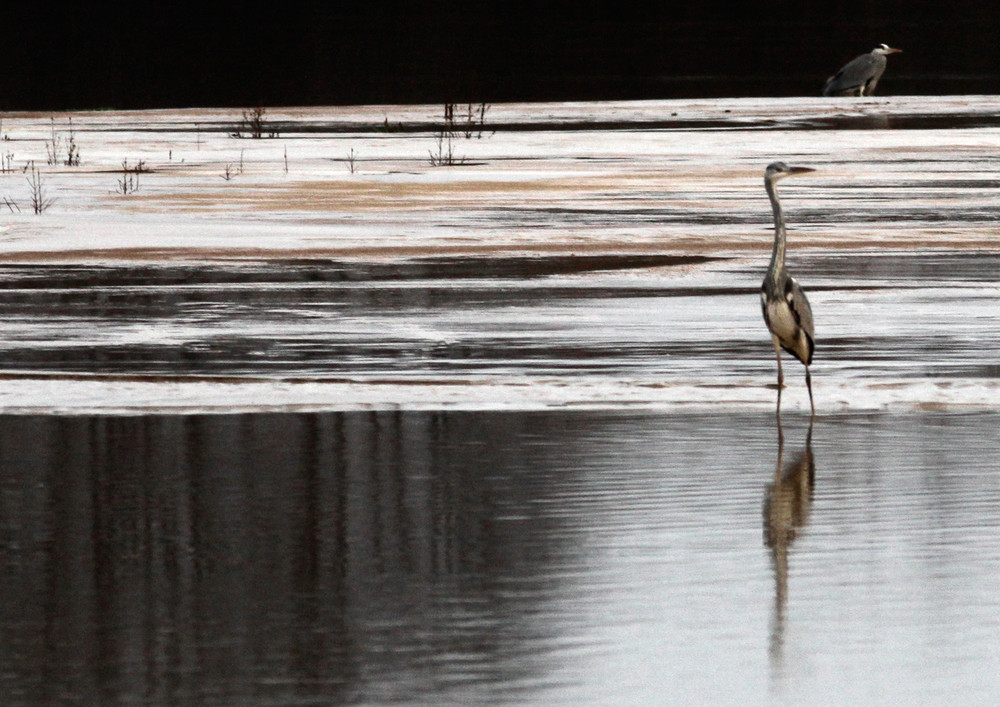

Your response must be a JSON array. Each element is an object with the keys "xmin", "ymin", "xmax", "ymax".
[
  {"xmin": 3, "ymin": 99, "xmax": 1000, "ymax": 707},
  {"xmin": 2, "ymin": 409, "xmax": 999, "ymax": 705}
]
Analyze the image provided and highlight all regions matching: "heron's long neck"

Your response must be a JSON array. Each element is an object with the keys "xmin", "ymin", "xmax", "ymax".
[{"xmin": 765, "ymin": 177, "xmax": 786, "ymax": 281}]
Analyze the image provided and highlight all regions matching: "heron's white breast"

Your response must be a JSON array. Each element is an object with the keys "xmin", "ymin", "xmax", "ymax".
[{"xmin": 765, "ymin": 298, "xmax": 799, "ymax": 343}]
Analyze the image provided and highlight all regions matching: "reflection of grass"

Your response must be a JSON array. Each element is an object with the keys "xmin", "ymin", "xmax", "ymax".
[
  {"xmin": 222, "ymin": 150, "xmax": 246, "ymax": 180},
  {"xmin": 116, "ymin": 159, "xmax": 148, "ymax": 195},
  {"xmin": 377, "ymin": 117, "xmax": 404, "ymax": 132},
  {"xmin": 230, "ymin": 106, "xmax": 278, "ymax": 139},
  {"xmin": 45, "ymin": 117, "xmax": 81, "ymax": 166},
  {"xmin": 429, "ymin": 130, "xmax": 464, "ymax": 167},
  {"xmin": 27, "ymin": 163, "xmax": 53, "ymax": 214},
  {"xmin": 429, "ymin": 103, "xmax": 489, "ymax": 166},
  {"xmin": 457, "ymin": 102, "xmax": 490, "ymax": 139}
]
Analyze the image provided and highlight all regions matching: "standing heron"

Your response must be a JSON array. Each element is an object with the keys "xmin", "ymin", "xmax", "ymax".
[
  {"xmin": 761, "ymin": 162, "xmax": 815, "ymax": 414},
  {"xmin": 823, "ymin": 44, "xmax": 902, "ymax": 97}
]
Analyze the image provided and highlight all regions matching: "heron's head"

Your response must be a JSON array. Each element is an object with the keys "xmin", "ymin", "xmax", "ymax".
[
  {"xmin": 765, "ymin": 162, "xmax": 815, "ymax": 182},
  {"xmin": 874, "ymin": 43, "xmax": 902, "ymax": 55}
]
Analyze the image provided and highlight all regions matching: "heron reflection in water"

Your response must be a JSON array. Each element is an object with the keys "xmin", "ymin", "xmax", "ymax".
[
  {"xmin": 763, "ymin": 414, "xmax": 815, "ymax": 671},
  {"xmin": 761, "ymin": 161, "xmax": 816, "ymax": 416}
]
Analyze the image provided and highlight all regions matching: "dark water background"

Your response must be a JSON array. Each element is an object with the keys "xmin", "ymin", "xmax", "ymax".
[
  {"xmin": 3, "ymin": 410, "xmax": 999, "ymax": 705},
  {"xmin": 4, "ymin": 3, "xmax": 1000, "ymax": 109}
]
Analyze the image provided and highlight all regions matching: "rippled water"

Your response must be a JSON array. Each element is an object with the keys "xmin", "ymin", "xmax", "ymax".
[
  {"xmin": 0, "ymin": 251, "xmax": 998, "ymax": 410},
  {"xmin": 0, "ymin": 256, "xmax": 713, "ymax": 379},
  {"xmin": 2, "ymin": 409, "xmax": 999, "ymax": 705}
]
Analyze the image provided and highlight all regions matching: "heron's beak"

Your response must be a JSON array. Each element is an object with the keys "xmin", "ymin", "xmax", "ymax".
[
  {"xmin": 888, "ymin": 47, "xmax": 902, "ymax": 54},
  {"xmin": 788, "ymin": 166, "xmax": 816, "ymax": 175}
]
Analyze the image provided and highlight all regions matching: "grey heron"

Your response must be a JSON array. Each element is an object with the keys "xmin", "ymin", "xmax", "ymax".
[
  {"xmin": 761, "ymin": 162, "xmax": 815, "ymax": 415},
  {"xmin": 822, "ymin": 44, "xmax": 902, "ymax": 97}
]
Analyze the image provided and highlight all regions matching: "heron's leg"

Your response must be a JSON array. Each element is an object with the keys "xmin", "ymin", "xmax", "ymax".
[
  {"xmin": 805, "ymin": 366, "xmax": 815, "ymax": 417},
  {"xmin": 771, "ymin": 336, "xmax": 784, "ymax": 388}
]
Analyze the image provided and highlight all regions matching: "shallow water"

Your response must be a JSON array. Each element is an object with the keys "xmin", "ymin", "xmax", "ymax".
[
  {"xmin": 2, "ymin": 409, "xmax": 999, "ymax": 705},
  {"xmin": 5, "ymin": 98, "xmax": 1000, "ymax": 411},
  {"xmin": 0, "ymin": 251, "xmax": 997, "ymax": 411}
]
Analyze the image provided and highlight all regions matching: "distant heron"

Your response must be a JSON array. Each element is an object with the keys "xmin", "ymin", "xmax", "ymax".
[
  {"xmin": 823, "ymin": 44, "xmax": 902, "ymax": 97},
  {"xmin": 761, "ymin": 162, "xmax": 815, "ymax": 414}
]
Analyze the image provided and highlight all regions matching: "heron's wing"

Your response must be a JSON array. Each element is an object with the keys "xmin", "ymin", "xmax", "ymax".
[
  {"xmin": 823, "ymin": 53, "xmax": 886, "ymax": 96},
  {"xmin": 785, "ymin": 277, "xmax": 815, "ymax": 362}
]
